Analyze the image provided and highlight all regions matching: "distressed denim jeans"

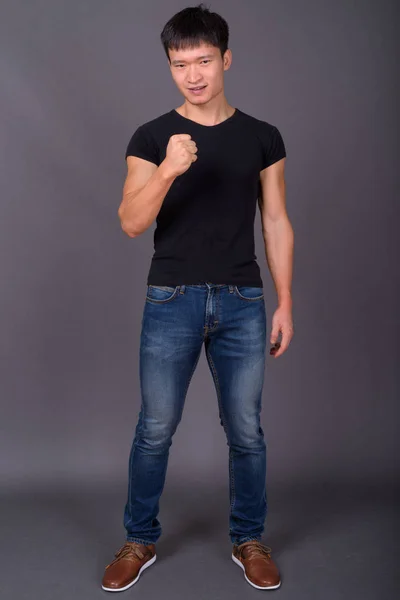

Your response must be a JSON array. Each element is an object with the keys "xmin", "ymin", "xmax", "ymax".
[{"xmin": 123, "ymin": 282, "xmax": 268, "ymax": 546}]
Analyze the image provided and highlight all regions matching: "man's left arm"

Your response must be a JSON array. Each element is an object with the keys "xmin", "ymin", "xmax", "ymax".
[{"xmin": 258, "ymin": 157, "xmax": 294, "ymax": 358}]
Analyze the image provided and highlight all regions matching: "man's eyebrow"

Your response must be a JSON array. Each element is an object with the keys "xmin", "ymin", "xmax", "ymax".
[{"xmin": 171, "ymin": 54, "xmax": 214, "ymax": 65}]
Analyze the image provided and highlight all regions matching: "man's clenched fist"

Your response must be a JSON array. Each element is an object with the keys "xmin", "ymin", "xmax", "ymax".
[{"xmin": 163, "ymin": 134, "xmax": 198, "ymax": 177}]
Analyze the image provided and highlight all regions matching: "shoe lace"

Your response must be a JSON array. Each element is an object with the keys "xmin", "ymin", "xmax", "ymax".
[
  {"xmin": 105, "ymin": 543, "xmax": 146, "ymax": 569},
  {"xmin": 239, "ymin": 541, "xmax": 272, "ymax": 560}
]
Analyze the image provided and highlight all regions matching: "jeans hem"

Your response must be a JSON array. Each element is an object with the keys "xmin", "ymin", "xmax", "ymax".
[{"xmin": 126, "ymin": 536, "xmax": 156, "ymax": 545}]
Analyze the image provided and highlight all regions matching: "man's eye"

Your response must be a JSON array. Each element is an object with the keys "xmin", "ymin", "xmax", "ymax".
[{"xmin": 175, "ymin": 60, "xmax": 210, "ymax": 67}]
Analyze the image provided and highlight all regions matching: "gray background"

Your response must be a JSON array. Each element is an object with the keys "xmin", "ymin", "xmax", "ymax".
[{"xmin": 1, "ymin": 0, "xmax": 398, "ymax": 598}]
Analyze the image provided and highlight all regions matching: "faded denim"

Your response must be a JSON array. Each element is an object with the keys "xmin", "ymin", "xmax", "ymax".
[{"xmin": 123, "ymin": 282, "xmax": 268, "ymax": 546}]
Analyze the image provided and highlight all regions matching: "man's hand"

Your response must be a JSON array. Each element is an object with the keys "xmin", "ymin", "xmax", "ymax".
[
  {"xmin": 269, "ymin": 300, "xmax": 294, "ymax": 358},
  {"xmin": 163, "ymin": 133, "xmax": 198, "ymax": 178}
]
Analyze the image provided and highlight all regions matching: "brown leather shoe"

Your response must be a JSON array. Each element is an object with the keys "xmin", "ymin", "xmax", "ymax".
[
  {"xmin": 101, "ymin": 541, "xmax": 157, "ymax": 592},
  {"xmin": 232, "ymin": 540, "xmax": 281, "ymax": 590}
]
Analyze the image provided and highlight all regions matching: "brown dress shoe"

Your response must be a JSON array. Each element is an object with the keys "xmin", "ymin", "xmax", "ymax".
[
  {"xmin": 232, "ymin": 540, "xmax": 281, "ymax": 590},
  {"xmin": 101, "ymin": 541, "xmax": 157, "ymax": 592}
]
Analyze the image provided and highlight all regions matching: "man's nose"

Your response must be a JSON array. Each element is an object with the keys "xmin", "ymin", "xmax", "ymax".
[{"xmin": 187, "ymin": 66, "xmax": 201, "ymax": 83}]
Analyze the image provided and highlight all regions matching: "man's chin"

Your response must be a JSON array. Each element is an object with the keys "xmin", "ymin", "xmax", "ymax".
[{"xmin": 185, "ymin": 95, "xmax": 210, "ymax": 104}]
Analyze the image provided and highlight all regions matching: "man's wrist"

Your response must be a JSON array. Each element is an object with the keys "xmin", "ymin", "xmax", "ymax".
[
  {"xmin": 157, "ymin": 160, "xmax": 176, "ymax": 183},
  {"xmin": 277, "ymin": 290, "xmax": 292, "ymax": 306}
]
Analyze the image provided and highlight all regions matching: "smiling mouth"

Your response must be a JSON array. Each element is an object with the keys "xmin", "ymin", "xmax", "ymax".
[{"xmin": 188, "ymin": 85, "xmax": 207, "ymax": 91}]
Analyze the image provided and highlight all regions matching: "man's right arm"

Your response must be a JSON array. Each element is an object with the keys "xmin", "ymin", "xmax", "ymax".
[{"xmin": 118, "ymin": 157, "xmax": 176, "ymax": 237}]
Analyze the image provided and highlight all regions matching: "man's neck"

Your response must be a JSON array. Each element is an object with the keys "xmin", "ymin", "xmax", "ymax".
[{"xmin": 175, "ymin": 98, "xmax": 235, "ymax": 126}]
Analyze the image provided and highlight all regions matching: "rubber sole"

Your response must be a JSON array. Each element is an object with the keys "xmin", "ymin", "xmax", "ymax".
[
  {"xmin": 231, "ymin": 554, "xmax": 281, "ymax": 590},
  {"xmin": 101, "ymin": 553, "xmax": 157, "ymax": 592}
]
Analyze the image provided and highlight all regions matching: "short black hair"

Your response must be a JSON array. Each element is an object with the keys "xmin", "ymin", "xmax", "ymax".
[{"xmin": 160, "ymin": 3, "xmax": 229, "ymax": 62}]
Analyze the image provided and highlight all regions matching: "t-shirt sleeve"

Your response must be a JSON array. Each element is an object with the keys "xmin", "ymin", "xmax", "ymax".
[
  {"xmin": 124, "ymin": 125, "xmax": 160, "ymax": 165},
  {"xmin": 260, "ymin": 125, "xmax": 286, "ymax": 170}
]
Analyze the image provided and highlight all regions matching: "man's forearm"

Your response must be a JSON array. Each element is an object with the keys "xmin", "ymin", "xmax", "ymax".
[
  {"xmin": 262, "ymin": 216, "xmax": 294, "ymax": 305},
  {"xmin": 120, "ymin": 161, "xmax": 177, "ymax": 236}
]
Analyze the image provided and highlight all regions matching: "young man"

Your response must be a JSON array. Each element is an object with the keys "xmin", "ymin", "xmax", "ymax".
[{"xmin": 102, "ymin": 3, "xmax": 294, "ymax": 593}]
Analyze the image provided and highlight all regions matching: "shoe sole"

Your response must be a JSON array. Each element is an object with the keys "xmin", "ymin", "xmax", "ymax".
[
  {"xmin": 231, "ymin": 554, "xmax": 281, "ymax": 590},
  {"xmin": 101, "ymin": 553, "xmax": 157, "ymax": 592}
]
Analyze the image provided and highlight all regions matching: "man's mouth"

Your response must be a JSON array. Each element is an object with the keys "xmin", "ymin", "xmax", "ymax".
[{"xmin": 188, "ymin": 85, "xmax": 207, "ymax": 91}]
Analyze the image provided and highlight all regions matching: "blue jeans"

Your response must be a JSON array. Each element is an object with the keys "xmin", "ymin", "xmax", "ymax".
[{"xmin": 123, "ymin": 282, "xmax": 268, "ymax": 546}]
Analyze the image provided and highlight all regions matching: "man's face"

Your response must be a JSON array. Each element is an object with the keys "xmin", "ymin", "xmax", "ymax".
[{"xmin": 168, "ymin": 42, "xmax": 232, "ymax": 105}]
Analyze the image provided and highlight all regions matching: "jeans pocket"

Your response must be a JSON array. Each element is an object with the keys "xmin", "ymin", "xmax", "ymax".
[
  {"xmin": 146, "ymin": 285, "xmax": 180, "ymax": 303},
  {"xmin": 234, "ymin": 285, "xmax": 264, "ymax": 301}
]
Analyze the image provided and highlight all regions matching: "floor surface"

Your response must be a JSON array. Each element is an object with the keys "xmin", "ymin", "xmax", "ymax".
[{"xmin": 1, "ymin": 478, "xmax": 398, "ymax": 599}]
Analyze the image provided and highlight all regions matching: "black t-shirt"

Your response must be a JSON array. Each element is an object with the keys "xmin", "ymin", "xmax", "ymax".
[{"xmin": 124, "ymin": 108, "xmax": 286, "ymax": 287}]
